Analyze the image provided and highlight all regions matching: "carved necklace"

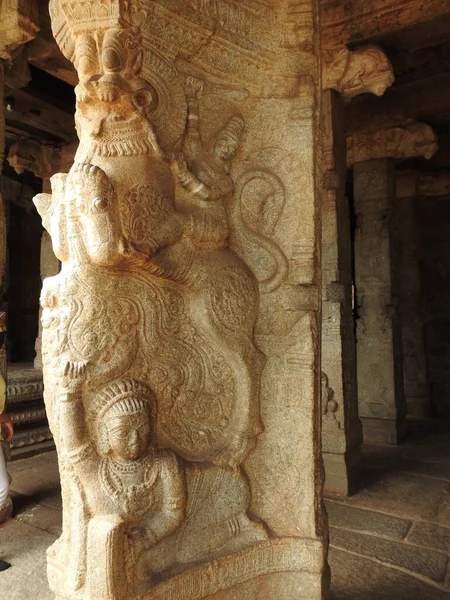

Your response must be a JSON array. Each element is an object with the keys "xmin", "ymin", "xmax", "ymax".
[{"xmin": 99, "ymin": 455, "xmax": 159, "ymax": 515}]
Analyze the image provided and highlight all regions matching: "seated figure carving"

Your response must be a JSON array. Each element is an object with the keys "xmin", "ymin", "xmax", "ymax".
[{"xmin": 58, "ymin": 367, "xmax": 185, "ymax": 599}]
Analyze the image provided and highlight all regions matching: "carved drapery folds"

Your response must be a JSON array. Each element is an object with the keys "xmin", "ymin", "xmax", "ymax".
[
  {"xmin": 347, "ymin": 120, "xmax": 438, "ymax": 165},
  {"xmin": 323, "ymin": 45, "xmax": 394, "ymax": 99},
  {"xmin": 34, "ymin": 1, "xmax": 327, "ymax": 599}
]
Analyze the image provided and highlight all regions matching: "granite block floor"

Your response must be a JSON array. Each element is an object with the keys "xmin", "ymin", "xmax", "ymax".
[{"xmin": 0, "ymin": 421, "xmax": 449, "ymax": 599}]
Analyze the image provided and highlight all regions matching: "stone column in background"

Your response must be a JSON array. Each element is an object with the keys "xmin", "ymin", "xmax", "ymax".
[
  {"xmin": 320, "ymin": 46, "xmax": 393, "ymax": 494},
  {"xmin": 395, "ymin": 172, "xmax": 431, "ymax": 418},
  {"xmin": 349, "ymin": 122, "xmax": 438, "ymax": 442},
  {"xmin": 321, "ymin": 90, "xmax": 362, "ymax": 495},
  {"xmin": 353, "ymin": 159, "xmax": 407, "ymax": 443},
  {"xmin": 33, "ymin": 1, "xmax": 329, "ymax": 599},
  {"xmin": 0, "ymin": 0, "xmax": 39, "ymax": 523},
  {"xmin": 6, "ymin": 138, "xmax": 77, "ymax": 369}
]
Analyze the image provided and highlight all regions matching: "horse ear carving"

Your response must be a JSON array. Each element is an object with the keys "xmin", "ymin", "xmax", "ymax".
[{"xmin": 33, "ymin": 193, "xmax": 53, "ymax": 234}]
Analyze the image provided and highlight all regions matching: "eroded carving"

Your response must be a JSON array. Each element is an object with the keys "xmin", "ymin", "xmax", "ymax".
[
  {"xmin": 347, "ymin": 120, "xmax": 438, "ymax": 165},
  {"xmin": 323, "ymin": 45, "xmax": 394, "ymax": 99}
]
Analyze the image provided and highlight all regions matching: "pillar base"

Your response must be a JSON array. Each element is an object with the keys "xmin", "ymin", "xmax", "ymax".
[
  {"xmin": 323, "ymin": 445, "xmax": 364, "ymax": 496},
  {"xmin": 360, "ymin": 417, "xmax": 408, "ymax": 445},
  {"xmin": 146, "ymin": 539, "xmax": 328, "ymax": 600}
]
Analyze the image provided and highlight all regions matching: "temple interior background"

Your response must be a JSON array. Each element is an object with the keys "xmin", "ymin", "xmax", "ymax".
[{"xmin": 1, "ymin": 0, "xmax": 450, "ymax": 599}]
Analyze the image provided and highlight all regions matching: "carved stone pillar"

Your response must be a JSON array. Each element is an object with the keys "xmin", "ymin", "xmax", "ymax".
[
  {"xmin": 320, "ymin": 45, "xmax": 393, "ymax": 495},
  {"xmin": 321, "ymin": 90, "xmax": 362, "ymax": 495},
  {"xmin": 33, "ymin": 2, "xmax": 328, "ymax": 599},
  {"xmin": 353, "ymin": 159, "xmax": 407, "ymax": 444}
]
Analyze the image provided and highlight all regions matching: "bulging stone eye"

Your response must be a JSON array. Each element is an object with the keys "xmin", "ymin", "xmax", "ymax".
[{"xmin": 93, "ymin": 197, "xmax": 108, "ymax": 211}]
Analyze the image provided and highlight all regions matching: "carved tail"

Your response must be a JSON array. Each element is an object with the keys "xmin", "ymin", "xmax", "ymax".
[{"xmin": 232, "ymin": 171, "xmax": 289, "ymax": 294}]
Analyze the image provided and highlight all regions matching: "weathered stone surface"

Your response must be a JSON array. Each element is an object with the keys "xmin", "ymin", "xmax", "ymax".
[
  {"xmin": 0, "ymin": 519, "xmax": 57, "ymax": 600},
  {"xmin": 408, "ymin": 522, "xmax": 450, "ymax": 554},
  {"xmin": 353, "ymin": 159, "xmax": 407, "ymax": 445},
  {"xmin": 321, "ymin": 89, "xmax": 362, "ymax": 497},
  {"xmin": 0, "ymin": 0, "xmax": 39, "ymax": 59},
  {"xmin": 331, "ymin": 527, "xmax": 449, "ymax": 583},
  {"xmin": 347, "ymin": 120, "xmax": 438, "ymax": 165},
  {"xmin": 15, "ymin": 500, "xmax": 62, "ymax": 537},
  {"xmin": 31, "ymin": 1, "xmax": 328, "ymax": 599},
  {"xmin": 329, "ymin": 547, "xmax": 450, "ymax": 600},
  {"xmin": 323, "ymin": 45, "xmax": 394, "ymax": 99},
  {"xmin": 343, "ymin": 469, "xmax": 449, "ymax": 522},
  {"xmin": 326, "ymin": 500, "xmax": 412, "ymax": 540},
  {"xmin": 9, "ymin": 452, "xmax": 61, "ymax": 510},
  {"xmin": 395, "ymin": 192, "xmax": 431, "ymax": 418}
]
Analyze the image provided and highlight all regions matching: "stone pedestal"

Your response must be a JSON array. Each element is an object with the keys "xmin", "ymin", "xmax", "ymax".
[
  {"xmin": 395, "ymin": 192, "xmax": 430, "ymax": 418},
  {"xmin": 321, "ymin": 91, "xmax": 363, "ymax": 495},
  {"xmin": 354, "ymin": 159, "xmax": 407, "ymax": 444},
  {"xmin": 33, "ymin": 2, "xmax": 329, "ymax": 599}
]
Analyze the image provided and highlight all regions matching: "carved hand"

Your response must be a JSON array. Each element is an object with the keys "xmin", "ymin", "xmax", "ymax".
[
  {"xmin": 61, "ymin": 360, "xmax": 87, "ymax": 393},
  {"xmin": 185, "ymin": 75, "xmax": 203, "ymax": 99}
]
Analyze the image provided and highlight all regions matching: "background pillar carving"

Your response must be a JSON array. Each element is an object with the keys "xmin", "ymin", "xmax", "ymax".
[{"xmin": 34, "ymin": 1, "xmax": 329, "ymax": 599}]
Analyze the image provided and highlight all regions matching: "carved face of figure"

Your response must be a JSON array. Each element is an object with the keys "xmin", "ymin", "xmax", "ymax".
[
  {"xmin": 106, "ymin": 410, "xmax": 151, "ymax": 462},
  {"xmin": 213, "ymin": 132, "xmax": 239, "ymax": 161}
]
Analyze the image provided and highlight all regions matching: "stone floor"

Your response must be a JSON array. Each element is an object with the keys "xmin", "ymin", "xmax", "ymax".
[{"xmin": 0, "ymin": 420, "xmax": 449, "ymax": 599}]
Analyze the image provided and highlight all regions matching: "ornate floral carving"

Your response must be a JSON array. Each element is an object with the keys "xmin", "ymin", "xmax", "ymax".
[{"xmin": 323, "ymin": 45, "xmax": 394, "ymax": 99}]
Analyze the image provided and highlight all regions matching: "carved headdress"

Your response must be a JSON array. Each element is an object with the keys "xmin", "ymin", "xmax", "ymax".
[{"xmin": 92, "ymin": 379, "xmax": 156, "ymax": 422}]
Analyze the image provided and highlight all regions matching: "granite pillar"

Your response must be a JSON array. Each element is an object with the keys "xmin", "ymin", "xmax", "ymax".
[
  {"xmin": 395, "ymin": 190, "xmax": 430, "ymax": 418},
  {"xmin": 321, "ymin": 90, "xmax": 362, "ymax": 495},
  {"xmin": 33, "ymin": 1, "xmax": 329, "ymax": 598},
  {"xmin": 354, "ymin": 159, "xmax": 407, "ymax": 444}
]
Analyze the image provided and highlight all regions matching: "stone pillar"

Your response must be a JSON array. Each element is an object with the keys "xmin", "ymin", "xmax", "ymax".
[
  {"xmin": 7, "ymin": 138, "xmax": 77, "ymax": 369},
  {"xmin": 321, "ymin": 90, "xmax": 363, "ymax": 495},
  {"xmin": 349, "ymin": 122, "xmax": 438, "ymax": 443},
  {"xmin": 395, "ymin": 172, "xmax": 430, "ymax": 418},
  {"xmin": 353, "ymin": 159, "xmax": 407, "ymax": 444},
  {"xmin": 33, "ymin": 2, "xmax": 329, "ymax": 599},
  {"xmin": 320, "ymin": 46, "xmax": 393, "ymax": 494}
]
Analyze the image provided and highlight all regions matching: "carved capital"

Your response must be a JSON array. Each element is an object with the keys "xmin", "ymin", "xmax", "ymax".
[
  {"xmin": 323, "ymin": 45, "xmax": 394, "ymax": 99},
  {"xmin": 0, "ymin": 0, "xmax": 39, "ymax": 59},
  {"xmin": 7, "ymin": 140, "xmax": 61, "ymax": 179},
  {"xmin": 396, "ymin": 170, "xmax": 450, "ymax": 198},
  {"xmin": 347, "ymin": 120, "xmax": 438, "ymax": 165}
]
